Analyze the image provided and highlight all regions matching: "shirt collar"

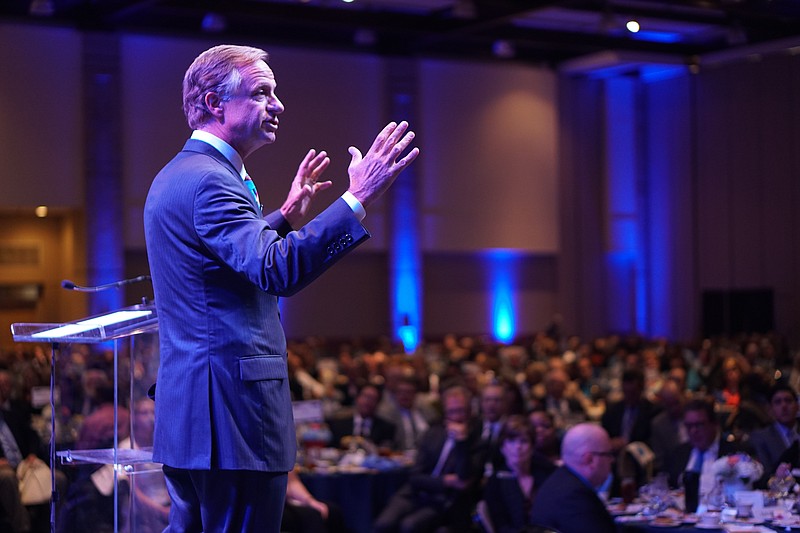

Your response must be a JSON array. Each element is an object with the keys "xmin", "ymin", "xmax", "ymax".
[
  {"xmin": 565, "ymin": 464, "xmax": 601, "ymax": 491},
  {"xmin": 191, "ymin": 130, "xmax": 247, "ymax": 179}
]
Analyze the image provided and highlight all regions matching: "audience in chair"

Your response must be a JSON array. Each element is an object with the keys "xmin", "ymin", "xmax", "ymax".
[
  {"xmin": 373, "ymin": 384, "xmax": 480, "ymax": 533},
  {"xmin": 483, "ymin": 415, "xmax": 556, "ymax": 533},
  {"xmin": 2, "ymin": 328, "xmax": 799, "ymax": 531},
  {"xmin": 749, "ymin": 383, "xmax": 799, "ymax": 477},
  {"xmin": 326, "ymin": 383, "xmax": 396, "ymax": 450},
  {"xmin": 664, "ymin": 397, "xmax": 753, "ymax": 494},
  {"xmin": 530, "ymin": 423, "xmax": 617, "ymax": 533}
]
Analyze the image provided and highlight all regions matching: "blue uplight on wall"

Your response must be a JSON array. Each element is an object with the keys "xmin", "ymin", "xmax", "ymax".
[
  {"xmin": 487, "ymin": 250, "xmax": 516, "ymax": 344},
  {"xmin": 389, "ymin": 110, "xmax": 421, "ymax": 353},
  {"xmin": 395, "ymin": 267, "xmax": 420, "ymax": 352}
]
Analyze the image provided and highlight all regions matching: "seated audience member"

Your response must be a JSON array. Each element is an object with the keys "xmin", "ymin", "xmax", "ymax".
[
  {"xmin": 383, "ymin": 376, "xmax": 431, "ymax": 451},
  {"xmin": 536, "ymin": 368, "xmax": 586, "ymax": 431},
  {"xmin": 373, "ymin": 385, "xmax": 480, "ymax": 533},
  {"xmin": 649, "ymin": 380, "xmax": 688, "ymax": 473},
  {"xmin": 476, "ymin": 381, "xmax": 510, "ymax": 476},
  {"xmin": 528, "ymin": 410, "xmax": 561, "ymax": 465},
  {"xmin": 483, "ymin": 416, "xmax": 556, "ymax": 533},
  {"xmin": 58, "ymin": 404, "xmax": 132, "ymax": 533},
  {"xmin": 129, "ymin": 397, "xmax": 169, "ymax": 533},
  {"xmin": 715, "ymin": 356, "xmax": 746, "ymax": 408},
  {"xmin": 602, "ymin": 369, "xmax": 659, "ymax": 455},
  {"xmin": 530, "ymin": 423, "xmax": 617, "ymax": 533},
  {"xmin": 664, "ymin": 398, "xmax": 752, "ymax": 495},
  {"xmin": 749, "ymin": 384, "xmax": 800, "ymax": 476},
  {"xmin": 0, "ymin": 368, "xmax": 42, "ymax": 533},
  {"xmin": 281, "ymin": 467, "xmax": 347, "ymax": 533},
  {"xmin": 327, "ymin": 383, "xmax": 395, "ymax": 450}
]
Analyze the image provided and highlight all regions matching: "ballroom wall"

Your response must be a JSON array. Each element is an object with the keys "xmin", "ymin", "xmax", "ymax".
[
  {"xmin": 0, "ymin": 23, "xmax": 560, "ymax": 347},
  {"xmin": 559, "ymin": 51, "xmax": 800, "ymax": 345},
  {"xmin": 2, "ymin": 21, "xmax": 799, "ymax": 349}
]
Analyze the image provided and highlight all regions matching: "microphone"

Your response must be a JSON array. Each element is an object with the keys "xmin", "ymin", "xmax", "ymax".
[{"xmin": 61, "ymin": 275, "xmax": 151, "ymax": 292}]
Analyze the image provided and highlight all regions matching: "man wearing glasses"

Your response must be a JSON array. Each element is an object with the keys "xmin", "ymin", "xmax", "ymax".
[
  {"xmin": 530, "ymin": 423, "xmax": 617, "ymax": 533},
  {"xmin": 665, "ymin": 398, "xmax": 752, "ymax": 493}
]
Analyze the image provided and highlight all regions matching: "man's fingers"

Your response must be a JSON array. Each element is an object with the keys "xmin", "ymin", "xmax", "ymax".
[
  {"xmin": 385, "ymin": 121, "xmax": 410, "ymax": 148},
  {"xmin": 395, "ymin": 146, "xmax": 420, "ymax": 169},
  {"xmin": 300, "ymin": 149, "xmax": 317, "ymax": 169},
  {"xmin": 348, "ymin": 146, "xmax": 363, "ymax": 166}
]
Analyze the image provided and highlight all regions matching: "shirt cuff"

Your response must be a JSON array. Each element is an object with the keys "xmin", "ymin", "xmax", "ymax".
[{"xmin": 341, "ymin": 191, "xmax": 366, "ymax": 221}]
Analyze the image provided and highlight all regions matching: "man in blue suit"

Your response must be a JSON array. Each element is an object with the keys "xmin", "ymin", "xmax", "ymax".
[{"xmin": 143, "ymin": 44, "xmax": 418, "ymax": 533}]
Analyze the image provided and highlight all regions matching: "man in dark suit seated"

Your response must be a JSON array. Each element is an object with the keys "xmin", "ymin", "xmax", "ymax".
[
  {"xmin": 530, "ymin": 423, "xmax": 617, "ymax": 533},
  {"xmin": 749, "ymin": 384, "xmax": 799, "ymax": 477},
  {"xmin": 664, "ymin": 397, "xmax": 752, "ymax": 495},
  {"xmin": 649, "ymin": 380, "xmax": 688, "ymax": 474},
  {"xmin": 602, "ymin": 369, "xmax": 659, "ymax": 455},
  {"xmin": 326, "ymin": 383, "xmax": 396, "ymax": 450},
  {"xmin": 476, "ymin": 381, "xmax": 511, "ymax": 477},
  {"xmin": 373, "ymin": 385, "xmax": 480, "ymax": 533}
]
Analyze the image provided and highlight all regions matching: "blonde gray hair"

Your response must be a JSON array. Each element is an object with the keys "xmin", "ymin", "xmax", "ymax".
[{"xmin": 182, "ymin": 44, "xmax": 269, "ymax": 129}]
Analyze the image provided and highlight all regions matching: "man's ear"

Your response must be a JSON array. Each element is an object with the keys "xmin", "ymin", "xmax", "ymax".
[
  {"xmin": 579, "ymin": 450, "xmax": 592, "ymax": 465},
  {"xmin": 204, "ymin": 92, "xmax": 225, "ymax": 120}
]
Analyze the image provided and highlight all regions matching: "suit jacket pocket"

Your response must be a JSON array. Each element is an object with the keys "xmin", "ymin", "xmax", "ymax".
[{"xmin": 239, "ymin": 355, "xmax": 288, "ymax": 381}]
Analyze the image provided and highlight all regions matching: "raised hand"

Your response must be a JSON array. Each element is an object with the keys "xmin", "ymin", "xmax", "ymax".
[
  {"xmin": 347, "ymin": 121, "xmax": 420, "ymax": 208},
  {"xmin": 280, "ymin": 148, "xmax": 333, "ymax": 227}
]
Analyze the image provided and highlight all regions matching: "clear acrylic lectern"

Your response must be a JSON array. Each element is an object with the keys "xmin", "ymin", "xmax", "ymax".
[{"xmin": 12, "ymin": 302, "xmax": 163, "ymax": 533}]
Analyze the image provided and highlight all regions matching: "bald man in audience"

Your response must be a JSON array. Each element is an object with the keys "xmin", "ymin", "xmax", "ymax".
[{"xmin": 530, "ymin": 423, "xmax": 617, "ymax": 533}]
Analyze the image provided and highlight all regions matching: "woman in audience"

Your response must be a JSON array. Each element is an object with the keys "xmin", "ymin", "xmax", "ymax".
[
  {"xmin": 528, "ymin": 409, "xmax": 561, "ymax": 465},
  {"xmin": 483, "ymin": 415, "xmax": 556, "ymax": 533}
]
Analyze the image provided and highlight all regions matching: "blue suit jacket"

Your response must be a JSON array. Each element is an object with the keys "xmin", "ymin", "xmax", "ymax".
[
  {"xmin": 530, "ymin": 466, "xmax": 617, "ymax": 533},
  {"xmin": 143, "ymin": 139, "xmax": 369, "ymax": 472}
]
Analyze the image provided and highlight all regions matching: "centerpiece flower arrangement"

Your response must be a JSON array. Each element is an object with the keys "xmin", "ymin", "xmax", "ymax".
[{"xmin": 710, "ymin": 453, "xmax": 764, "ymax": 505}]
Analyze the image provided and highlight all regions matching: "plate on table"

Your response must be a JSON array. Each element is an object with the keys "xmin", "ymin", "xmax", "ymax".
[
  {"xmin": 722, "ymin": 525, "xmax": 773, "ymax": 533},
  {"xmin": 609, "ymin": 503, "xmax": 644, "ymax": 515},
  {"xmin": 694, "ymin": 522, "xmax": 723, "ymax": 529},
  {"xmin": 615, "ymin": 515, "xmax": 649, "ymax": 524},
  {"xmin": 772, "ymin": 520, "xmax": 800, "ymax": 529},
  {"xmin": 733, "ymin": 518, "xmax": 763, "ymax": 525},
  {"xmin": 650, "ymin": 517, "xmax": 682, "ymax": 528},
  {"xmin": 682, "ymin": 513, "xmax": 700, "ymax": 524}
]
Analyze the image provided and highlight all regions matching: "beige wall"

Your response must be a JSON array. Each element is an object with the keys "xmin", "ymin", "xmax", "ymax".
[
  {"xmin": 0, "ymin": 24, "xmax": 84, "ymax": 207},
  {"xmin": 0, "ymin": 25, "xmax": 561, "ymax": 346}
]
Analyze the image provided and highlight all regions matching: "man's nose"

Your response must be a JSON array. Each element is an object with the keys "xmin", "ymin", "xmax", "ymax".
[{"xmin": 269, "ymin": 97, "xmax": 285, "ymax": 114}]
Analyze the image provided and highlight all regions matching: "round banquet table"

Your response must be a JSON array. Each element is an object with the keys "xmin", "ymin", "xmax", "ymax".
[{"xmin": 299, "ymin": 466, "xmax": 411, "ymax": 533}]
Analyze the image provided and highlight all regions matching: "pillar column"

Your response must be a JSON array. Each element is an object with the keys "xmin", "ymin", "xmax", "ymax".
[
  {"xmin": 385, "ymin": 58, "xmax": 422, "ymax": 352},
  {"xmin": 82, "ymin": 33, "xmax": 124, "ymax": 315}
]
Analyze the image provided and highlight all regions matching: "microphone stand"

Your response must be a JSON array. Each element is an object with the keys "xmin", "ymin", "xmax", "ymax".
[{"xmin": 61, "ymin": 275, "xmax": 151, "ymax": 292}]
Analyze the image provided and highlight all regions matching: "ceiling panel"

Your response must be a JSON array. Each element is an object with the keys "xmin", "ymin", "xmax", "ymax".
[{"xmin": 3, "ymin": 0, "xmax": 800, "ymax": 70}]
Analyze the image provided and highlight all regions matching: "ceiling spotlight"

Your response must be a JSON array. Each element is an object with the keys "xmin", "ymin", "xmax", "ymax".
[
  {"xmin": 201, "ymin": 12, "xmax": 227, "ymax": 33},
  {"xmin": 626, "ymin": 20, "xmax": 640, "ymax": 33}
]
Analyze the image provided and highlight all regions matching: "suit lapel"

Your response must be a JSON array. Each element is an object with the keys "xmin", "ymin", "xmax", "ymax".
[{"xmin": 183, "ymin": 139, "xmax": 262, "ymax": 214}]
